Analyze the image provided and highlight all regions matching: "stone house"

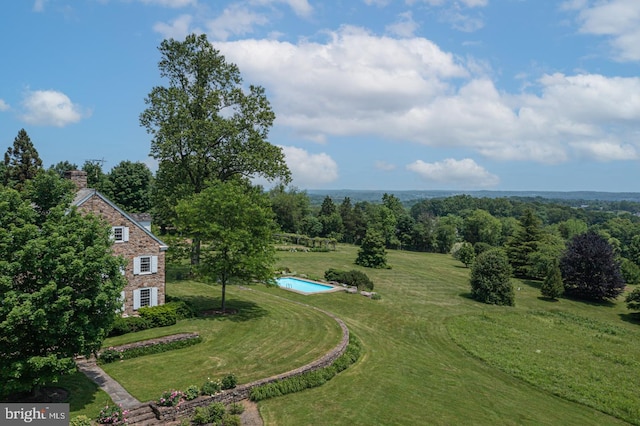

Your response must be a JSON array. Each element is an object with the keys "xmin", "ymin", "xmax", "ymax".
[{"xmin": 65, "ymin": 170, "xmax": 168, "ymax": 316}]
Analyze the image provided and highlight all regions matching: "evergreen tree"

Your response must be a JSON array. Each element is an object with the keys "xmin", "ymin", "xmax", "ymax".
[
  {"xmin": 355, "ymin": 229, "xmax": 388, "ymax": 269},
  {"xmin": 541, "ymin": 263, "xmax": 564, "ymax": 300},
  {"xmin": 3, "ymin": 129, "xmax": 43, "ymax": 190},
  {"xmin": 506, "ymin": 209, "xmax": 545, "ymax": 278},
  {"xmin": 470, "ymin": 249, "xmax": 514, "ymax": 306}
]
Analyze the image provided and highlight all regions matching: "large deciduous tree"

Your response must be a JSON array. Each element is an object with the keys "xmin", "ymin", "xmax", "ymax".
[
  {"xmin": 106, "ymin": 161, "xmax": 154, "ymax": 213},
  {"xmin": 140, "ymin": 33, "xmax": 289, "ymax": 263},
  {"xmin": 0, "ymin": 184, "xmax": 126, "ymax": 398},
  {"xmin": 175, "ymin": 181, "xmax": 276, "ymax": 312},
  {"xmin": 560, "ymin": 231, "xmax": 625, "ymax": 301},
  {"xmin": 3, "ymin": 129, "xmax": 43, "ymax": 191},
  {"xmin": 469, "ymin": 249, "xmax": 514, "ymax": 306}
]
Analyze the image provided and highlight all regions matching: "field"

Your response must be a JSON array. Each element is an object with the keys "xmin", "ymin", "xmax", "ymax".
[
  {"xmin": 256, "ymin": 245, "xmax": 638, "ymax": 425},
  {"xmin": 69, "ymin": 244, "xmax": 640, "ymax": 424}
]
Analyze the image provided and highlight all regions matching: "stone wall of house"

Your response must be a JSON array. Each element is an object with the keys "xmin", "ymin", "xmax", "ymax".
[{"xmin": 76, "ymin": 195, "xmax": 166, "ymax": 316}]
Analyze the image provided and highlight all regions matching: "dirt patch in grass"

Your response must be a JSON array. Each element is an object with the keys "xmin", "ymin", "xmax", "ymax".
[{"xmin": 201, "ymin": 308, "xmax": 239, "ymax": 316}]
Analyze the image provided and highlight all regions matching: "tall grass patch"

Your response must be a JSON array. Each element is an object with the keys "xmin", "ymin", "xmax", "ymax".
[{"xmin": 447, "ymin": 310, "xmax": 640, "ymax": 424}]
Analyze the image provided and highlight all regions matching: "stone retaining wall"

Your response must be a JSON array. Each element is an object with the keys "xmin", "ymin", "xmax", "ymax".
[
  {"xmin": 99, "ymin": 333, "xmax": 200, "ymax": 356},
  {"xmin": 150, "ymin": 307, "xmax": 349, "ymax": 423}
]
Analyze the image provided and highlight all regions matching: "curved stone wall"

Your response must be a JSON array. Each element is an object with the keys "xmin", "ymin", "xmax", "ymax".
[{"xmin": 151, "ymin": 304, "xmax": 350, "ymax": 422}]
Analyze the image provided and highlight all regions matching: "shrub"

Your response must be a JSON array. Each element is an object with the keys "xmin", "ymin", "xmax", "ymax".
[
  {"xmin": 97, "ymin": 404, "xmax": 128, "ymax": 425},
  {"xmin": 221, "ymin": 373, "xmax": 237, "ymax": 390},
  {"xmin": 184, "ymin": 385, "xmax": 200, "ymax": 401},
  {"xmin": 98, "ymin": 336, "xmax": 202, "ymax": 364},
  {"xmin": 69, "ymin": 415, "xmax": 92, "ymax": 426},
  {"xmin": 470, "ymin": 249, "xmax": 514, "ymax": 306},
  {"xmin": 138, "ymin": 305, "xmax": 177, "ymax": 328},
  {"xmin": 164, "ymin": 300, "xmax": 197, "ymax": 320},
  {"xmin": 250, "ymin": 335, "xmax": 362, "ymax": 402},
  {"xmin": 228, "ymin": 402, "xmax": 245, "ymax": 415},
  {"xmin": 108, "ymin": 316, "xmax": 151, "ymax": 336},
  {"xmin": 454, "ymin": 242, "xmax": 475, "ymax": 267},
  {"xmin": 201, "ymin": 379, "xmax": 221, "ymax": 395},
  {"xmin": 222, "ymin": 413, "xmax": 242, "ymax": 426},
  {"xmin": 99, "ymin": 348, "xmax": 122, "ymax": 364},
  {"xmin": 158, "ymin": 389, "xmax": 184, "ymax": 407},
  {"xmin": 192, "ymin": 402, "xmax": 227, "ymax": 425},
  {"xmin": 626, "ymin": 287, "xmax": 640, "ymax": 311},
  {"xmin": 324, "ymin": 269, "xmax": 374, "ymax": 291}
]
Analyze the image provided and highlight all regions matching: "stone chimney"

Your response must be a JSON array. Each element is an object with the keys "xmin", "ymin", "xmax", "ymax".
[{"xmin": 64, "ymin": 170, "xmax": 88, "ymax": 191}]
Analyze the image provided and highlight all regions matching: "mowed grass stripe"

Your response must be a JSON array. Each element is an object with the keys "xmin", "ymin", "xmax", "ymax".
[
  {"xmin": 448, "ymin": 311, "xmax": 640, "ymax": 424},
  {"xmin": 257, "ymin": 245, "xmax": 629, "ymax": 425},
  {"xmin": 101, "ymin": 282, "xmax": 342, "ymax": 402}
]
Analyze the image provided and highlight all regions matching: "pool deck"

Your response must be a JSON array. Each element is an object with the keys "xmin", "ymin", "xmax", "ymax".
[{"xmin": 277, "ymin": 276, "xmax": 346, "ymax": 295}]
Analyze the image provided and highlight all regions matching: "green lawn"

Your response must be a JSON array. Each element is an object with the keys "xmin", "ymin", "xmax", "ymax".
[
  {"xmin": 100, "ymin": 281, "xmax": 343, "ymax": 402},
  {"xmin": 256, "ymin": 245, "xmax": 634, "ymax": 425},
  {"xmin": 69, "ymin": 244, "xmax": 640, "ymax": 424}
]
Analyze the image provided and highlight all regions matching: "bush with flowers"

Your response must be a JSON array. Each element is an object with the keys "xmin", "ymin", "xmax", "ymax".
[
  {"xmin": 157, "ymin": 389, "xmax": 185, "ymax": 407},
  {"xmin": 97, "ymin": 404, "xmax": 128, "ymax": 424}
]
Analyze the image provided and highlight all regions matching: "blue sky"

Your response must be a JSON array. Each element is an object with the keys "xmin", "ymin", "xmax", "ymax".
[{"xmin": 1, "ymin": 0, "xmax": 640, "ymax": 192}]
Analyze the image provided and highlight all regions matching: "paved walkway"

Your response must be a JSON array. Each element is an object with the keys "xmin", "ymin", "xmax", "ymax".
[{"xmin": 76, "ymin": 357, "xmax": 141, "ymax": 409}]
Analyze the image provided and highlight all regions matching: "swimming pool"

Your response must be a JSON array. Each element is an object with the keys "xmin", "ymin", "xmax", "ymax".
[{"xmin": 276, "ymin": 277, "xmax": 338, "ymax": 294}]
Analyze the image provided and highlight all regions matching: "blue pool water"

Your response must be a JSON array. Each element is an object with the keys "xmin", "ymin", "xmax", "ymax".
[{"xmin": 276, "ymin": 277, "xmax": 335, "ymax": 294}]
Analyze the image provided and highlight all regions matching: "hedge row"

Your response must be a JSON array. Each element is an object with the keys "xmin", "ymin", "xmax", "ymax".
[
  {"xmin": 324, "ymin": 268, "xmax": 374, "ymax": 291},
  {"xmin": 249, "ymin": 334, "xmax": 362, "ymax": 401},
  {"xmin": 98, "ymin": 336, "xmax": 203, "ymax": 364},
  {"xmin": 108, "ymin": 300, "xmax": 197, "ymax": 337}
]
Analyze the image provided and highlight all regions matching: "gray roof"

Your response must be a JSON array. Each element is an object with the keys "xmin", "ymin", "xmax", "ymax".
[{"xmin": 72, "ymin": 188, "xmax": 168, "ymax": 251}]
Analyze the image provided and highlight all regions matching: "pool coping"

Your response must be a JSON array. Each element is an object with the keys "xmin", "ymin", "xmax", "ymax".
[{"xmin": 276, "ymin": 276, "xmax": 346, "ymax": 295}]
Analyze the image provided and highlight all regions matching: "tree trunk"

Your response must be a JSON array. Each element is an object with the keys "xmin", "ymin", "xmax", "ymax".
[
  {"xmin": 190, "ymin": 237, "xmax": 201, "ymax": 265},
  {"xmin": 221, "ymin": 280, "xmax": 227, "ymax": 312}
]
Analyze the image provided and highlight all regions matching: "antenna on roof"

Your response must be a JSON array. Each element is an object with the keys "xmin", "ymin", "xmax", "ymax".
[{"xmin": 84, "ymin": 158, "xmax": 107, "ymax": 180}]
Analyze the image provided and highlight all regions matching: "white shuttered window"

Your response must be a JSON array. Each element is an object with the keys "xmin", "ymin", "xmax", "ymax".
[{"xmin": 133, "ymin": 287, "xmax": 158, "ymax": 310}]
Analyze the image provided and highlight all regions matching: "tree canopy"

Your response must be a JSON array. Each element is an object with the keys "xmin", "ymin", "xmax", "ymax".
[
  {"xmin": 3, "ymin": 129, "xmax": 43, "ymax": 191},
  {"xmin": 355, "ymin": 229, "xmax": 388, "ymax": 269},
  {"xmin": 106, "ymin": 160, "xmax": 154, "ymax": 213},
  {"xmin": 140, "ymin": 33, "xmax": 290, "ymax": 213},
  {"xmin": 560, "ymin": 231, "xmax": 625, "ymax": 301},
  {"xmin": 0, "ymin": 183, "xmax": 126, "ymax": 397},
  {"xmin": 469, "ymin": 249, "xmax": 514, "ymax": 306},
  {"xmin": 175, "ymin": 180, "xmax": 276, "ymax": 311}
]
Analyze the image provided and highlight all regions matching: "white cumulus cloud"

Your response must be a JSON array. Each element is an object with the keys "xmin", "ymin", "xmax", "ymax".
[
  {"xmin": 215, "ymin": 26, "xmax": 640, "ymax": 166},
  {"xmin": 139, "ymin": 0, "xmax": 197, "ymax": 8},
  {"xmin": 21, "ymin": 90, "xmax": 88, "ymax": 127},
  {"xmin": 570, "ymin": 0, "xmax": 640, "ymax": 61},
  {"xmin": 407, "ymin": 158, "xmax": 499, "ymax": 188},
  {"xmin": 205, "ymin": 5, "xmax": 268, "ymax": 41},
  {"xmin": 153, "ymin": 14, "xmax": 196, "ymax": 40},
  {"xmin": 281, "ymin": 146, "xmax": 338, "ymax": 187},
  {"xmin": 0, "ymin": 99, "xmax": 9, "ymax": 111},
  {"xmin": 375, "ymin": 160, "xmax": 396, "ymax": 171},
  {"xmin": 251, "ymin": 0, "xmax": 313, "ymax": 17}
]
